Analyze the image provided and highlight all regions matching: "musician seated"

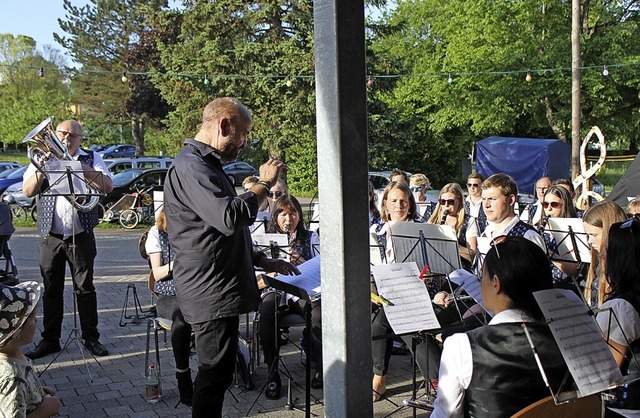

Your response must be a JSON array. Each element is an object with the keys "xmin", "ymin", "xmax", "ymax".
[
  {"xmin": 431, "ymin": 237, "xmax": 569, "ymax": 418},
  {"xmin": 427, "ymin": 183, "xmax": 474, "ymax": 267},
  {"xmin": 257, "ymin": 195, "xmax": 320, "ymax": 400}
]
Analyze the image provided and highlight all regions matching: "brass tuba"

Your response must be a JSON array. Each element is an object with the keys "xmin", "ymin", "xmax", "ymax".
[{"xmin": 22, "ymin": 117, "xmax": 101, "ymax": 212}]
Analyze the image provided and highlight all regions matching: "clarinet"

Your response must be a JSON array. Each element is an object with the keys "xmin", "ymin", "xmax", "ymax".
[
  {"xmin": 441, "ymin": 209, "xmax": 450, "ymax": 225},
  {"xmin": 538, "ymin": 215, "xmax": 550, "ymax": 234}
]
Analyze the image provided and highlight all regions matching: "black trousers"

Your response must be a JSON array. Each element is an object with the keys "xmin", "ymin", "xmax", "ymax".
[
  {"xmin": 39, "ymin": 231, "xmax": 99, "ymax": 342},
  {"xmin": 156, "ymin": 295, "xmax": 192, "ymax": 370},
  {"xmin": 191, "ymin": 316, "xmax": 239, "ymax": 418}
]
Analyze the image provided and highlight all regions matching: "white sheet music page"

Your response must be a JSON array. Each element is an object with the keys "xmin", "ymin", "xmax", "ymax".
[
  {"xmin": 371, "ymin": 262, "xmax": 441, "ymax": 335},
  {"xmin": 274, "ymin": 256, "xmax": 321, "ymax": 296},
  {"xmin": 45, "ymin": 160, "xmax": 88, "ymax": 195},
  {"xmin": 534, "ymin": 289, "xmax": 623, "ymax": 397},
  {"xmin": 545, "ymin": 218, "xmax": 591, "ymax": 263},
  {"xmin": 448, "ymin": 269, "xmax": 488, "ymax": 314}
]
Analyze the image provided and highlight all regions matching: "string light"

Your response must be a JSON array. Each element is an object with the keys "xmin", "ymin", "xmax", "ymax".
[
  {"xmin": 602, "ymin": 65, "xmax": 609, "ymax": 76},
  {"xmin": 286, "ymin": 78, "xmax": 293, "ymax": 87},
  {"xmin": 203, "ymin": 75, "xmax": 209, "ymax": 85},
  {"xmin": 38, "ymin": 67, "xmax": 44, "ymax": 78},
  {"xmin": 447, "ymin": 74, "xmax": 454, "ymax": 84},
  {"xmin": 121, "ymin": 72, "xmax": 128, "ymax": 83},
  {"xmin": 525, "ymin": 72, "xmax": 532, "ymax": 82},
  {"xmin": 367, "ymin": 77, "xmax": 374, "ymax": 87}
]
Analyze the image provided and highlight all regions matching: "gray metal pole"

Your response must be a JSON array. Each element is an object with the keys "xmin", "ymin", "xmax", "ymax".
[
  {"xmin": 314, "ymin": 0, "xmax": 372, "ymax": 417},
  {"xmin": 571, "ymin": 0, "xmax": 581, "ymax": 179}
]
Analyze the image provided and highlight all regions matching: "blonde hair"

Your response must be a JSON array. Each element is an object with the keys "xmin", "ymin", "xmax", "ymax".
[
  {"xmin": 409, "ymin": 173, "xmax": 430, "ymax": 189},
  {"xmin": 156, "ymin": 206, "xmax": 167, "ymax": 232},
  {"xmin": 627, "ymin": 196, "xmax": 640, "ymax": 215},
  {"xmin": 582, "ymin": 200, "xmax": 626, "ymax": 306},
  {"xmin": 381, "ymin": 181, "xmax": 418, "ymax": 223},
  {"xmin": 427, "ymin": 183, "xmax": 466, "ymax": 236}
]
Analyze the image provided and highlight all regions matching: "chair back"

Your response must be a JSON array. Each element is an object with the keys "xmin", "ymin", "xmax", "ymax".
[{"xmin": 511, "ymin": 395, "xmax": 601, "ymax": 418}]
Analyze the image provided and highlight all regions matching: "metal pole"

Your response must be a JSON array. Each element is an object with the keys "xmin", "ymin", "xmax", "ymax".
[
  {"xmin": 571, "ymin": 0, "xmax": 581, "ymax": 179},
  {"xmin": 314, "ymin": 0, "xmax": 372, "ymax": 416}
]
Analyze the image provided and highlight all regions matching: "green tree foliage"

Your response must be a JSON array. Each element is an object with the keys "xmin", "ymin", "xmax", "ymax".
[
  {"xmin": 0, "ymin": 34, "xmax": 72, "ymax": 148},
  {"xmin": 151, "ymin": 1, "xmax": 317, "ymax": 194},
  {"xmin": 369, "ymin": 0, "xmax": 640, "ymax": 185},
  {"xmin": 56, "ymin": 0, "xmax": 172, "ymax": 153}
]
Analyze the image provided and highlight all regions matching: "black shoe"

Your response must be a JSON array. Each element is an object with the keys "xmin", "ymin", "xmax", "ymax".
[
  {"xmin": 84, "ymin": 339, "xmax": 108, "ymax": 356},
  {"xmin": 311, "ymin": 371, "xmax": 323, "ymax": 390},
  {"xmin": 24, "ymin": 339, "xmax": 61, "ymax": 360},
  {"xmin": 265, "ymin": 371, "xmax": 281, "ymax": 400},
  {"xmin": 176, "ymin": 371, "xmax": 194, "ymax": 406}
]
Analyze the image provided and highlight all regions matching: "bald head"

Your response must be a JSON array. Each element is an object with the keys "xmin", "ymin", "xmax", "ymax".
[{"xmin": 201, "ymin": 97, "xmax": 252, "ymax": 131}]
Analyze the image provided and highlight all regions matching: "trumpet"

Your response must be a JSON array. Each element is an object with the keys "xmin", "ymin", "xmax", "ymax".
[{"xmin": 22, "ymin": 117, "xmax": 100, "ymax": 212}]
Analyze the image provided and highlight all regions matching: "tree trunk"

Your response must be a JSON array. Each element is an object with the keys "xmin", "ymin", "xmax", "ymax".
[{"xmin": 131, "ymin": 115, "xmax": 145, "ymax": 156}]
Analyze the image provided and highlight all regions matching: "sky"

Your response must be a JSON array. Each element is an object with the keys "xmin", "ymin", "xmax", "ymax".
[{"xmin": 2, "ymin": 0, "xmax": 89, "ymax": 57}]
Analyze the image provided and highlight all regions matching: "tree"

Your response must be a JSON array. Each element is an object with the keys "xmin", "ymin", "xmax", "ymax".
[
  {"xmin": 55, "ymin": 0, "xmax": 172, "ymax": 153},
  {"xmin": 152, "ymin": 1, "xmax": 317, "ymax": 194},
  {"xmin": 370, "ymin": 0, "xmax": 640, "ymax": 184},
  {"xmin": 0, "ymin": 34, "xmax": 72, "ymax": 149}
]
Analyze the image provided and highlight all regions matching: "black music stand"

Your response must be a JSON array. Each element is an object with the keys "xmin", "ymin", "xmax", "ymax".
[
  {"xmin": 262, "ymin": 275, "xmax": 318, "ymax": 418},
  {"xmin": 35, "ymin": 162, "xmax": 106, "ymax": 382}
]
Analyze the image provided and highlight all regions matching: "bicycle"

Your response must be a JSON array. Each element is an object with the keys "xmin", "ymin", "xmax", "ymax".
[{"xmin": 103, "ymin": 185, "xmax": 155, "ymax": 229}]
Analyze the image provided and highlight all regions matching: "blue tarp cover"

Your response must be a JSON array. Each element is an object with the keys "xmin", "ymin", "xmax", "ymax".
[{"xmin": 476, "ymin": 137, "xmax": 571, "ymax": 195}]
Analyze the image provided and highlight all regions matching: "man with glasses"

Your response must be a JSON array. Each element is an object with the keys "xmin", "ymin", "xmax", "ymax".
[
  {"xmin": 464, "ymin": 173, "xmax": 487, "ymax": 250},
  {"xmin": 23, "ymin": 119, "xmax": 113, "ymax": 359},
  {"xmin": 521, "ymin": 176, "xmax": 551, "ymax": 227}
]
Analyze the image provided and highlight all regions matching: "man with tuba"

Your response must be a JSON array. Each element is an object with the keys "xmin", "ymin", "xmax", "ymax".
[{"xmin": 22, "ymin": 119, "xmax": 113, "ymax": 359}]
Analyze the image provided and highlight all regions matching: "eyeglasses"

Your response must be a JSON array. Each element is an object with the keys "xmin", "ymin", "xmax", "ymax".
[
  {"xmin": 467, "ymin": 183, "xmax": 480, "ymax": 188},
  {"xmin": 490, "ymin": 235, "xmax": 508, "ymax": 259},
  {"xmin": 542, "ymin": 201, "xmax": 563, "ymax": 210},
  {"xmin": 439, "ymin": 199, "xmax": 456, "ymax": 206},
  {"xmin": 536, "ymin": 187, "xmax": 549, "ymax": 193},
  {"xmin": 56, "ymin": 130, "xmax": 81, "ymax": 139},
  {"xmin": 268, "ymin": 191, "xmax": 284, "ymax": 199},
  {"xmin": 409, "ymin": 186, "xmax": 425, "ymax": 193}
]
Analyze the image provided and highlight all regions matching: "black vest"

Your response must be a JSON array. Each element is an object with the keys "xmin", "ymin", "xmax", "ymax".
[
  {"xmin": 464, "ymin": 322, "xmax": 569, "ymax": 418},
  {"xmin": 37, "ymin": 150, "xmax": 100, "ymax": 237}
]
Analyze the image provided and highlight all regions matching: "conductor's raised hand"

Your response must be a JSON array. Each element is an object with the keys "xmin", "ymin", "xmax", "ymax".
[{"xmin": 259, "ymin": 158, "xmax": 285, "ymax": 187}]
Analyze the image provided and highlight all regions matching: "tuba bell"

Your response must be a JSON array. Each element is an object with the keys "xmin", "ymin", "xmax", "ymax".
[{"xmin": 22, "ymin": 117, "xmax": 101, "ymax": 212}]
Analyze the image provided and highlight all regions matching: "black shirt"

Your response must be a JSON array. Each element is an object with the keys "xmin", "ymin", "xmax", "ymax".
[{"xmin": 164, "ymin": 139, "xmax": 261, "ymax": 323}]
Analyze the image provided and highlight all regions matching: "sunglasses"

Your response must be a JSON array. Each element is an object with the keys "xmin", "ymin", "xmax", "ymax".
[
  {"xmin": 268, "ymin": 191, "xmax": 284, "ymax": 199},
  {"xmin": 467, "ymin": 183, "xmax": 480, "ymax": 188},
  {"xmin": 627, "ymin": 213, "xmax": 640, "ymax": 220},
  {"xmin": 542, "ymin": 201, "xmax": 563, "ymax": 210},
  {"xmin": 490, "ymin": 235, "xmax": 508, "ymax": 259},
  {"xmin": 410, "ymin": 186, "xmax": 425, "ymax": 193},
  {"xmin": 439, "ymin": 199, "xmax": 456, "ymax": 206}
]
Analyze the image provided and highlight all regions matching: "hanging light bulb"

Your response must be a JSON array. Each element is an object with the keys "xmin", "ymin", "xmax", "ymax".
[
  {"xmin": 367, "ymin": 77, "xmax": 374, "ymax": 87},
  {"xmin": 602, "ymin": 65, "xmax": 609, "ymax": 76},
  {"xmin": 447, "ymin": 74, "xmax": 454, "ymax": 84},
  {"xmin": 203, "ymin": 75, "xmax": 210, "ymax": 85},
  {"xmin": 38, "ymin": 67, "xmax": 44, "ymax": 78},
  {"xmin": 526, "ymin": 72, "xmax": 533, "ymax": 82},
  {"xmin": 286, "ymin": 78, "xmax": 293, "ymax": 87},
  {"xmin": 121, "ymin": 72, "xmax": 128, "ymax": 83}
]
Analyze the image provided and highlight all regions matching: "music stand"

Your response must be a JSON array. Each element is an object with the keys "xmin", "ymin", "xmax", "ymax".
[
  {"xmin": 262, "ymin": 275, "xmax": 318, "ymax": 418},
  {"xmin": 35, "ymin": 161, "xmax": 106, "ymax": 382}
]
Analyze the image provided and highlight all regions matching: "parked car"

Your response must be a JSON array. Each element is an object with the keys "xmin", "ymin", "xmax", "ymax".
[
  {"xmin": 101, "ymin": 168, "xmax": 168, "ymax": 209},
  {"xmin": 3, "ymin": 181, "xmax": 35, "ymax": 208},
  {"xmin": 99, "ymin": 144, "xmax": 136, "ymax": 159},
  {"xmin": 0, "ymin": 162, "xmax": 22, "ymax": 173},
  {"xmin": 0, "ymin": 167, "xmax": 20, "ymax": 180},
  {"xmin": 104, "ymin": 156, "xmax": 174, "ymax": 175},
  {"xmin": 223, "ymin": 161, "xmax": 258, "ymax": 186},
  {"xmin": 0, "ymin": 166, "xmax": 28, "ymax": 195}
]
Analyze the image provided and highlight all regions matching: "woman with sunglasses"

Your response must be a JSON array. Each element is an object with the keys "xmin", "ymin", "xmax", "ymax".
[
  {"xmin": 583, "ymin": 201, "xmax": 627, "ymax": 307},
  {"xmin": 595, "ymin": 218, "xmax": 640, "ymax": 415},
  {"xmin": 371, "ymin": 181, "xmax": 441, "ymax": 401},
  {"xmin": 258, "ymin": 195, "xmax": 321, "ymax": 400},
  {"xmin": 368, "ymin": 181, "xmax": 381, "ymax": 227},
  {"xmin": 431, "ymin": 237, "xmax": 568, "ymax": 418},
  {"xmin": 540, "ymin": 185, "xmax": 579, "ymax": 283},
  {"xmin": 464, "ymin": 173, "xmax": 487, "ymax": 251},
  {"xmin": 409, "ymin": 173, "xmax": 434, "ymax": 221},
  {"xmin": 427, "ymin": 183, "xmax": 473, "ymax": 265},
  {"xmin": 627, "ymin": 196, "xmax": 640, "ymax": 220}
]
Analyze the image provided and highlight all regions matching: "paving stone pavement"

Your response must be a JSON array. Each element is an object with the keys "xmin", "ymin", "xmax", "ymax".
[{"xmin": 15, "ymin": 229, "xmax": 432, "ymax": 417}]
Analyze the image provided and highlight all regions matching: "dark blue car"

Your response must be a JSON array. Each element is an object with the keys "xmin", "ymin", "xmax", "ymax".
[{"xmin": 0, "ymin": 166, "xmax": 28, "ymax": 195}]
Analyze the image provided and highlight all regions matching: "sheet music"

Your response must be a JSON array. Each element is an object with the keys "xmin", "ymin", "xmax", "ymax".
[
  {"xmin": 250, "ymin": 211, "xmax": 271, "ymax": 234},
  {"xmin": 545, "ymin": 218, "xmax": 591, "ymax": 263},
  {"xmin": 448, "ymin": 269, "xmax": 487, "ymax": 313},
  {"xmin": 273, "ymin": 256, "xmax": 321, "ymax": 296},
  {"xmin": 45, "ymin": 160, "xmax": 88, "ymax": 195},
  {"xmin": 370, "ymin": 231, "xmax": 384, "ymax": 266},
  {"xmin": 371, "ymin": 262, "xmax": 441, "ymax": 335},
  {"xmin": 534, "ymin": 289, "xmax": 623, "ymax": 397},
  {"xmin": 388, "ymin": 222, "xmax": 461, "ymax": 275},
  {"xmin": 251, "ymin": 233, "xmax": 290, "ymax": 261}
]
